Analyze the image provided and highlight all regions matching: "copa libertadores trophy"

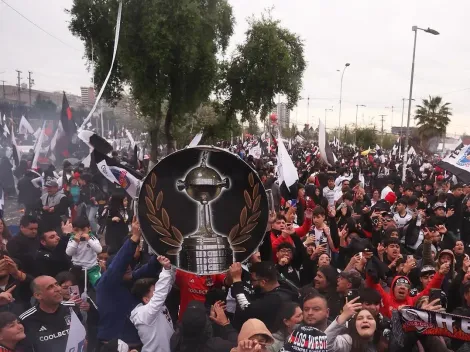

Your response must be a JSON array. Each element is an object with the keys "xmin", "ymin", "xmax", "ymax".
[{"xmin": 176, "ymin": 151, "xmax": 233, "ymax": 274}]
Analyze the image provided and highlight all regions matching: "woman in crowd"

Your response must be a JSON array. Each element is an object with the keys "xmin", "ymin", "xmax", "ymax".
[
  {"xmin": 0, "ymin": 312, "xmax": 26, "ymax": 352},
  {"xmin": 268, "ymin": 302, "xmax": 303, "ymax": 352},
  {"xmin": 325, "ymin": 298, "xmax": 380, "ymax": 352},
  {"xmin": 105, "ymin": 194, "xmax": 133, "ymax": 255},
  {"xmin": 0, "ymin": 220, "xmax": 11, "ymax": 252}
]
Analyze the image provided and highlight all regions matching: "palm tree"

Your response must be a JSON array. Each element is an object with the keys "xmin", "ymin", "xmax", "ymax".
[{"xmin": 414, "ymin": 95, "xmax": 452, "ymax": 150}]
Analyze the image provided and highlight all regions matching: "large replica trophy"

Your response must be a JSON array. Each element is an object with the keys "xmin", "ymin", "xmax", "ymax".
[
  {"xmin": 176, "ymin": 151, "xmax": 233, "ymax": 273},
  {"xmin": 138, "ymin": 146, "xmax": 269, "ymax": 275}
]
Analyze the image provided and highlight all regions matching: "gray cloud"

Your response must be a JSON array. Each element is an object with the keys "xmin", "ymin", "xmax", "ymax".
[{"xmin": 1, "ymin": 0, "xmax": 468, "ymax": 135}]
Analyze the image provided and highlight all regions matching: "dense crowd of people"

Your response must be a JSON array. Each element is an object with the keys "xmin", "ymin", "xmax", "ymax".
[{"xmin": 0, "ymin": 140, "xmax": 469, "ymax": 352}]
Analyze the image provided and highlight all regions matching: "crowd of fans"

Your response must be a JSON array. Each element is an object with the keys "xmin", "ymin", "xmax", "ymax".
[{"xmin": 0, "ymin": 143, "xmax": 469, "ymax": 352}]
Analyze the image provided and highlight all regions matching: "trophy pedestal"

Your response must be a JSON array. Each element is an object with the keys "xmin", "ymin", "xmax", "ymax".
[{"xmin": 179, "ymin": 236, "xmax": 233, "ymax": 274}]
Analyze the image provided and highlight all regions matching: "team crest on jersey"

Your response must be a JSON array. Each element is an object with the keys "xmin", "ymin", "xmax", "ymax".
[
  {"xmin": 64, "ymin": 315, "xmax": 71, "ymax": 326},
  {"xmin": 457, "ymin": 148, "xmax": 470, "ymax": 167}
]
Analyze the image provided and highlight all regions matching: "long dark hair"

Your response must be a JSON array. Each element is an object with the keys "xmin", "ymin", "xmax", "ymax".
[
  {"xmin": 348, "ymin": 309, "xmax": 380, "ymax": 352},
  {"xmin": 272, "ymin": 302, "xmax": 301, "ymax": 338},
  {"xmin": 0, "ymin": 219, "xmax": 12, "ymax": 241},
  {"xmin": 108, "ymin": 194, "xmax": 125, "ymax": 213}
]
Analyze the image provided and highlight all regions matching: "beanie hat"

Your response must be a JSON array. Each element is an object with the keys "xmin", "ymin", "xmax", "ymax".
[{"xmin": 384, "ymin": 192, "xmax": 397, "ymax": 205}]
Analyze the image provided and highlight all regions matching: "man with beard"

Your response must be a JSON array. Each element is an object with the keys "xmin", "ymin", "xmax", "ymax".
[
  {"xmin": 301, "ymin": 291, "xmax": 330, "ymax": 332},
  {"xmin": 35, "ymin": 223, "xmax": 72, "ymax": 278},
  {"xmin": 229, "ymin": 261, "xmax": 298, "ymax": 332},
  {"xmin": 366, "ymin": 261, "xmax": 449, "ymax": 318}
]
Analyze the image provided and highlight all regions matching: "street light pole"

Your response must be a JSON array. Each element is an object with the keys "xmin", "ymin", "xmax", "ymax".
[
  {"xmin": 338, "ymin": 63, "xmax": 350, "ymax": 140},
  {"xmin": 402, "ymin": 26, "xmax": 439, "ymax": 182},
  {"xmin": 355, "ymin": 104, "xmax": 366, "ymax": 145}
]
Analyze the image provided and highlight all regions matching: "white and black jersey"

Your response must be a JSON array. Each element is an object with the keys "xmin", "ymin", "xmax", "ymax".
[
  {"xmin": 393, "ymin": 212, "xmax": 412, "ymax": 229},
  {"xmin": 19, "ymin": 301, "xmax": 81, "ymax": 352}
]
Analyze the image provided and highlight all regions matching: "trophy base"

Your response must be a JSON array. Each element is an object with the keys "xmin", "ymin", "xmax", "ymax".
[{"xmin": 179, "ymin": 236, "xmax": 234, "ymax": 274}]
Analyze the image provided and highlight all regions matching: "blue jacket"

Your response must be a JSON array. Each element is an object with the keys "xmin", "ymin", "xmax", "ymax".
[{"xmin": 96, "ymin": 238, "xmax": 160, "ymax": 345}]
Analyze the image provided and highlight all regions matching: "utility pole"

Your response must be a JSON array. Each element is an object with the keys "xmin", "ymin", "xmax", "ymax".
[
  {"xmin": 379, "ymin": 115, "xmax": 387, "ymax": 146},
  {"xmin": 28, "ymin": 71, "xmax": 34, "ymax": 107},
  {"xmin": 15, "ymin": 70, "xmax": 22, "ymax": 104},
  {"xmin": 0, "ymin": 81, "xmax": 5, "ymax": 99}
]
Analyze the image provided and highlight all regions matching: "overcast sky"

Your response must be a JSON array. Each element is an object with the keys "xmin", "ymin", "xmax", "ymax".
[{"xmin": 1, "ymin": 0, "xmax": 469, "ymax": 135}]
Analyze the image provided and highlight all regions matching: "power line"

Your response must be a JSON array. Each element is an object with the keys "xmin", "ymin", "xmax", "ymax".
[{"xmin": 1, "ymin": 0, "xmax": 81, "ymax": 52}]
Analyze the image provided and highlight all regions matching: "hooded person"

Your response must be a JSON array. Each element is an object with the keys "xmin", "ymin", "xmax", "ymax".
[
  {"xmin": 366, "ymin": 261, "xmax": 449, "ymax": 318},
  {"xmin": 170, "ymin": 300, "xmax": 237, "ymax": 352},
  {"xmin": 230, "ymin": 319, "xmax": 274, "ymax": 352},
  {"xmin": 435, "ymin": 249, "xmax": 456, "ymax": 294}
]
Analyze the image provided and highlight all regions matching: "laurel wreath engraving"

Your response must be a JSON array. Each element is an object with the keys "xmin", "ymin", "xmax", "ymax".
[
  {"xmin": 145, "ymin": 173, "xmax": 183, "ymax": 256},
  {"xmin": 228, "ymin": 172, "xmax": 261, "ymax": 253}
]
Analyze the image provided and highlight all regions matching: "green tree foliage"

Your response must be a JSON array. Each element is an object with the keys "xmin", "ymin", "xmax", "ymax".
[
  {"xmin": 68, "ymin": 0, "xmax": 234, "ymax": 158},
  {"xmin": 173, "ymin": 102, "xmax": 241, "ymax": 146},
  {"xmin": 219, "ymin": 13, "xmax": 306, "ymax": 122},
  {"xmin": 414, "ymin": 96, "xmax": 452, "ymax": 150}
]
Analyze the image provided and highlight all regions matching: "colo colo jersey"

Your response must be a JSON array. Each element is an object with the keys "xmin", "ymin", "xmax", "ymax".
[{"xmin": 19, "ymin": 301, "xmax": 80, "ymax": 352}]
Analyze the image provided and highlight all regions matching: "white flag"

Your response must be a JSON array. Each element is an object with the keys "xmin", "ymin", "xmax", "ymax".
[
  {"xmin": 97, "ymin": 158, "xmax": 120, "ymax": 185},
  {"xmin": 65, "ymin": 309, "xmax": 86, "ymax": 352},
  {"xmin": 248, "ymin": 144, "xmax": 262, "ymax": 159},
  {"xmin": 19, "ymin": 116, "xmax": 34, "ymax": 135},
  {"xmin": 32, "ymin": 122, "xmax": 46, "ymax": 169},
  {"xmin": 33, "ymin": 127, "xmax": 41, "ymax": 139},
  {"xmin": 125, "ymin": 129, "xmax": 136, "ymax": 149},
  {"xmin": 277, "ymin": 137, "xmax": 298, "ymax": 188},
  {"xmin": 189, "ymin": 132, "xmax": 203, "ymax": 147},
  {"xmin": 109, "ymin": 166, "xmax": 142, "ymax": 199}
]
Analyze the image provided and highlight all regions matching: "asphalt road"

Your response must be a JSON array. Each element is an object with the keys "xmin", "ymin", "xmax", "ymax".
[{"xmin": 3, "ymin": 196, "xmax": 23, "ymax": 230}]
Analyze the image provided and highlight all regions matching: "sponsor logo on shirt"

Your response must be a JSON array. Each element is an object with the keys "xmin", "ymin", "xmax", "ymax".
[{"xmin": 39, "ymin": 329, "xmax": 69, "ymax": 341}]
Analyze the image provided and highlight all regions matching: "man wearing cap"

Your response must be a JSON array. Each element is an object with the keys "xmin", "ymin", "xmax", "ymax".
[
  {"xmin": 409, "ymin": 265, "xmax": 436, "ymax": 297},
  {"xmin": 40, "ymin": 180, "xmax": 69, "ymax": 231},
  {"xmin": 366, "ymin": 261, "xmax": 449, "ymax": 318},
  {"xmin": 336, "ymin": 270, "xmax": 362, "ymax": 301}
]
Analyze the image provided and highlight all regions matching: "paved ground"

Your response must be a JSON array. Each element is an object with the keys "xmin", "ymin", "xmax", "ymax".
[{"xmin": 3, "ymin": 196, "xmax": 24, "ymax": 231}]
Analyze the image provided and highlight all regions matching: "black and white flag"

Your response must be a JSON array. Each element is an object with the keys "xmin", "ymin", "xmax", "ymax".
[
  {"xmin": 436, "ymin": 142, "xmax": 470, "ymax": 184},
  {"xmin": 319, "ymin": 120, "xmax": 337, "ymax": 166}
]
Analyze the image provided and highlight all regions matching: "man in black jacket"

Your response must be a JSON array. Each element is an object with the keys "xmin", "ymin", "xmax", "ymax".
[
  {"xmin": 230, "ymin": 261, "xmax": 298, "ymax": 332},
  {"xmin": 34, "ymin": 222, "xmax": 72, "ymax": 278},
  {"xmin": 6, "ymin": 215, "xmax": 39, "ymax": 276}
]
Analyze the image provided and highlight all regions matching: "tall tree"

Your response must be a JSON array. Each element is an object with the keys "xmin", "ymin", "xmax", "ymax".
[
  {"xmin": 219, "ymin": 13, "xmax": 306, "ymax": 123},
  {"xmin": 414, "ymin": 95, "xmax": 452, "ymax": 150},
  {"xmin": 68, "ymin": 0, "xmax": 234, "ymax": 158}
]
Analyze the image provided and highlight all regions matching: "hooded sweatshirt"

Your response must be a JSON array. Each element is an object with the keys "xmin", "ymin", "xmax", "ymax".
[
  {"xmin": 130, "ymin": 267, "xmax": 176, "ymax": 352},
  {"xmin": 366, "ymin": 273, "xmax": 444, "ymax": 318},
  {"xmin": 230, "ymin": 319, "xmax": 274, "ymax": 352}
]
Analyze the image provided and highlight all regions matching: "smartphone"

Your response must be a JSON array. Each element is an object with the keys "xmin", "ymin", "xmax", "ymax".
[
  {"xmin": 429, "ymin": 288, "xmax": 441, "ymax": 305},
  {"xmin": 346, "ymin": 289, "xmax": 360, "ymax": 302},
  {"xmin": 69, "ymin": 285, "xmax": 80, "ymax": 299},
  {"xmin": 61, "ymin": 215, "xmax": 69, "ymax": 224}
]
